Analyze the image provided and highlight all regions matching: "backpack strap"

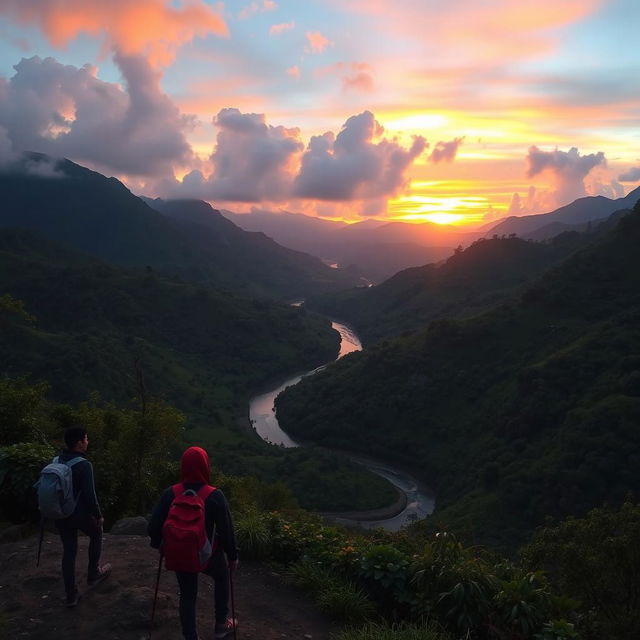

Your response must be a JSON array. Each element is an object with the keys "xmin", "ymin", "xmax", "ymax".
[
  {"xmin": 171, "ymin": 483, "xmax": 217, "ymax": 499},
  {"xmin": 196, "ymin": 485, "xmax": 216, "ymax": 501},
  {"xmin": 51, "ymin": 456, "xmax": 84, "ymax": 467}
]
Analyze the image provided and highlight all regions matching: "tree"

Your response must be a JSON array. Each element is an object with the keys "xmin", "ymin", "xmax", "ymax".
[{"xmin": 522, "ymin": 501, "xmax": 640, "ymax": 640}]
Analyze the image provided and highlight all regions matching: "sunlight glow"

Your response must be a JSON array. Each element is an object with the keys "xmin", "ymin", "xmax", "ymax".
[
  {"xmin": 384, "ymin": 113, "xmax": 448, "ymax": 132},
  {"xmin": 388, "ymin": 194, "xmax": 490, "ymax": 225},
  {"xmin": 401, "ymin": 212, "xmax": 466, "ymax": 225}
]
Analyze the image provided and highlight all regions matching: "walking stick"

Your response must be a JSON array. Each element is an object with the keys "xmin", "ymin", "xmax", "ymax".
[
  {"xmin": 149, "ymin": 550, "xmax": 163, "ymax": 639},
  {"xmin": 36, "ymin": 518, "xmax": 45, "ymax": 567},
  {"xmin": 230, "ymin": 565, "xmax": 238, "ymax": 640}
]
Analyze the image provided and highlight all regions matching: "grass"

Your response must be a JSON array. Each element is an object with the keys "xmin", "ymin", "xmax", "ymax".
[{"xmin": 332, "ymin": 621, "xmax": 451, "ymax": 640}]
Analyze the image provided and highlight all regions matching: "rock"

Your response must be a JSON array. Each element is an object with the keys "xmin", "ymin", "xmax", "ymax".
[{"xmin": 109, "ymin": 516, "xmax": 148, "ymax": 536}]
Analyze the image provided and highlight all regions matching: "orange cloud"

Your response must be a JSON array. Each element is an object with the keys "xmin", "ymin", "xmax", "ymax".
[
  {"xmin": 305, "ymin": 31, "xmax": 333, "ymax": 54},
  {"xmin": 1, "ymin": 0, "xmax": 228, "ymax": 66},
  {"xmin": 287, "ymin": 65, "xmax": 301, "ymax": 79},
  {"xmin": 270, "ymin": 21, "xmax": 295, "ymax": 36}
]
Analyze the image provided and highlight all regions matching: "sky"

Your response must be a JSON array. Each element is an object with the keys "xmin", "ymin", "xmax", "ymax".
[{"xmin": 0, "ymin": 0, "xmax": 638, "ymax": 227}]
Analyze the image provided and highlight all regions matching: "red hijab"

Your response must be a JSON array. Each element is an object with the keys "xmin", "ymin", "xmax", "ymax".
[{"xmin": 180, "ymin": 446, "xmax": 210, "ymax": 485}]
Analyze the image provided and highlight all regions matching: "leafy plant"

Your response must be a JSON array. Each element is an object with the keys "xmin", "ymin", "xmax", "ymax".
[
  {"xmin": 317, "ymin": 581, "xmax": 375, "ymax": 623},
  {"xmin": 287, "ymin": 557, "xmax": 374, "ymax": 623},
  {"xmin": 535, "ymin": 619, "xmax": 578, "ymax": 640},
  {"xmin": 0, "ymin": 442, "xmax": 54, "ymax": 520},
  {"xmin": 235, "ymin": 508, "xmax": 272, "ymax": 559}
]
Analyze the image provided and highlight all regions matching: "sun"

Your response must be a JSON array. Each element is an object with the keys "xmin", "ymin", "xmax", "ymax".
[{"xmin": 399, "ymin": 212, "xmax": 466, "ymax": 225}]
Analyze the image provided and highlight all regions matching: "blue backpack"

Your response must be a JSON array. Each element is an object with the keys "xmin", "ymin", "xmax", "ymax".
[{"xmin": 34, "ymin": 456, "xmax": 84, "ymax": 519}]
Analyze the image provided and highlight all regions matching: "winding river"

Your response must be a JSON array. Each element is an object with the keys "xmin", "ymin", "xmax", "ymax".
[{"xmin": 249, "ymin": 320, "xmax": 435, "ymax": 531}]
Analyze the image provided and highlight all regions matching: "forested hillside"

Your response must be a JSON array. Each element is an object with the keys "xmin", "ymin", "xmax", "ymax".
[
  {"xmin": 307, "ymin": 232, "xmax": 589, "ymax": 344},
  {"xmin": 276, "ymin": 202, "xmax": 640, "ymax": 547},
  {"xmin": 0, "ymin": 229, "xmax": 396, "ymax": 512},
  {"xmin": 0, "ymin": 154, "xmax": 358, "ymax": 299}
]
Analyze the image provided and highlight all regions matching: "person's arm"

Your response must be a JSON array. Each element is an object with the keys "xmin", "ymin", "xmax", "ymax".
[
  {"xmin": 77, "ymin": 459, "xmax": 102, "ymax": 520},
  {"xmin": 210, "ymin": 490, "xmax": 239, "ymax": 563},
  {"xmin": 147, "ymin": 488, "xmax": 173, "ymax": 549}
]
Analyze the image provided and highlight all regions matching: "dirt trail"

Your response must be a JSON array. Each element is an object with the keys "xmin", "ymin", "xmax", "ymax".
[{"xmin": 0, "ymin": 531, "xmax": 338, "ymax": 640}]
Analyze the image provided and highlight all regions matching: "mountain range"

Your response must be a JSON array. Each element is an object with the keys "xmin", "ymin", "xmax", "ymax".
[
  {"xmin": 485, "ymin": 187, "xmax": 640, "ymax": 237},
  {"xmin": 222, "ymin": 188, "xmax": 640, "ymax": 282},
  {"xmin": 306, "ymin": 230, "xmax": 591, "ymax": 345},
  {"xmin": 0, "ymin": 153, "xmax": 358, "ymax": 299}
]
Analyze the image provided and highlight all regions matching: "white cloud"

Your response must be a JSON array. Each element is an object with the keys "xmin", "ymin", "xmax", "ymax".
[
  {"xmin": 526, "ymin": 146, "xmax": 606, "ymax": 206},
  {"xmin": 0, "ymin": 54, "xmax": 193, "ymax": 178},
  {"xmin": 294, "ymin": 110, "xmax": 426, "ymax": 201}
]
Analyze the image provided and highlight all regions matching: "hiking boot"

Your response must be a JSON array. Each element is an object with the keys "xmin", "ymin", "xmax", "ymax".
[
  {"xmin": 214, "ymin": 618, "xmax": 237, "ymax": 639},
  {"xmin": 87, "ymin": 563, "xmax": 112, "ymax": 587},
  {"xmin": 65, "ymin": 587, "xmax": 80, "ymax": 608}
]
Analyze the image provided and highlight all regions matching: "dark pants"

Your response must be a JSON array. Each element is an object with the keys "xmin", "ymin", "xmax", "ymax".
[
  {"xmin": 56, "ymin": 512, "xmax": 102, "ymax": 596},
  {"xmin": 175, "ymin": 551, "xmax": 230, "ymax": 640}
]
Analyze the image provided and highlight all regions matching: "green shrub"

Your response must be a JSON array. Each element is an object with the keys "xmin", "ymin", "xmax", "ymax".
[
  {"xmin": 0, "ymin": 442, "xmax": 54, "ymax": 520},
  {"xmin": 286, "ymin": 557, "xmax": 338, "ymax": 592},
  {"xmin": 287, "ymin": 557, "xmax": 375, "ymax": 623},
  {"xmin": 235, "ymin": 508, "xmax": 272, "ymax": 559},
  {"xmin": 317, "ymin": 581, "xmax": 375, "ymax": 623}
]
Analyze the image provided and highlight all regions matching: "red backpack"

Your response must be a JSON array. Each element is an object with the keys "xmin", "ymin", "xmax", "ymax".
[{"xmin": 162, "ymin": 483, "xmax": 217, "ymax": 572}]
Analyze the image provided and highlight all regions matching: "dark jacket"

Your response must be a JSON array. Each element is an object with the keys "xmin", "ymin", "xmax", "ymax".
[
  {"xmin": 147, "ymin": 447, "xmax": 238, "ymax": 562},
  {"xmin": 56, "ymin": 449, "xmax": 102, "ymax": 519}
]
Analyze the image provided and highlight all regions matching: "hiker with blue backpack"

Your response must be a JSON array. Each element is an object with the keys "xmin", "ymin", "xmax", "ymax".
[
  {"xmin": 148, "ymin": 446, "xmax": 239, "ymax": 640},
  {"xmin": 35, "ymin": 425, "xmax": 112, "ymax": 607}
]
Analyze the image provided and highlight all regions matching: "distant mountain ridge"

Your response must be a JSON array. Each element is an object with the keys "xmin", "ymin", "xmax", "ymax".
[
  {"xmin": 222, "ymin": 190, "xmax": 640, "ymax": 283},
  {"xmin": 306, "ymin": 230, "xmax": 590, "ymax": 345},
  {"xmin": 486, "ymin": 187, "xmax": 640, "ymax": 237},
  {"xmin": 0, "ymin": 153, "xmax": 358, "ymax": 299},
  {"xmin": 223, "ymin": 209, "xmax": 464, "ymax": 282}
]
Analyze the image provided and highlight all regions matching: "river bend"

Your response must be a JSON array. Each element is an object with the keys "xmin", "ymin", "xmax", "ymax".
[{"xmin": 249, "ymin": 320, "xmax": 434, "ymax": 531}]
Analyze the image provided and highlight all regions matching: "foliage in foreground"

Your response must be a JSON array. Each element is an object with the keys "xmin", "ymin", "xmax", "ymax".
[
  {"xmin": 232, "ymin": 509, "xmax": 583, "ymax": 640},
  {"xmin": 0, "ymin": 373, "xmax": 396, "ymax": 519},
  {"xmin": 332, "ymin": 621, "xmax": 450, "ymax": 640},
  {"xmin": 523, "ymin": 501, "xmax": 640, "ymax": 640}
]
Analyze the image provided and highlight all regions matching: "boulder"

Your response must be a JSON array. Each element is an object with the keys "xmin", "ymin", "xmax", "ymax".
[{"xmin": 109, "ymin": 516, "xmax": 148, "ymax": 536}]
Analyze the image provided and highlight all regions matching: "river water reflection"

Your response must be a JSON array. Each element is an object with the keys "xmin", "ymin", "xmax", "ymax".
[{"xmin": 249, "ymin": 320, "xmax": 434, "ymax": 530}]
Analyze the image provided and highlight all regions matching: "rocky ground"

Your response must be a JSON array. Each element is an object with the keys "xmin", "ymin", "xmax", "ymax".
[{"xmin": 0, "ymin": 528, "xmax": 339, "ymax": 640}]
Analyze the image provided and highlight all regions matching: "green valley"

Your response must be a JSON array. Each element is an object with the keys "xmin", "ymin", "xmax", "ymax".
[{"xmin": 276, "ymin": 200, "xmax": 640, "ymax": 548}]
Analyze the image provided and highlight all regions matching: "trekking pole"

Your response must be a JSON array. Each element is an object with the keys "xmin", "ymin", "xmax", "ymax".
[
  {"xmin": 230, "ymin": 565, "xmax": 238, "ymax": 640},
  {"xmin": 149, "ymin": 549, "xmax": 163, "ymax": 640},
  {"xmin": 36, "ymin": 518, "xmax": 45, "ymax": 568}
]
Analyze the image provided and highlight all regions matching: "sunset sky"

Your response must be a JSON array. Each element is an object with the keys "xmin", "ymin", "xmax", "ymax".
[{"xmin": 0, "ymin": 0, "xmax": 638, "ymax": 226}]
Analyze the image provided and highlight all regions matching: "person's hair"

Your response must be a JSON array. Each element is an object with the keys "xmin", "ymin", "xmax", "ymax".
[{"xmin": 64, "ymin": 426, "xmax": 87, "ymax": 449}]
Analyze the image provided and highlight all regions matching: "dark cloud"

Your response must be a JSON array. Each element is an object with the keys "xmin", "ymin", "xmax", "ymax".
[
  {"xmin": 0, "ymin": 53, "xmax": 193, "ymax": 178},
  {"xmin": 294, "ymin": 110, "xmax": 426, "ymax": 201},
  {"xmin": 619, "ymin": 167, "xmax": 640, "ymax": 182},
  {"xmin": 206, "ymin": 108, "xmax": 303, "ymax": 202},
  {"xmin": 429, "ymin": 137, "xmax": 463, "ymax": 163},
  {"xmin": 526, "ymin": 146, "xmax": 606, "ymax": 205},
  {"xmin": 0, "ymin": 126, "xmax": 18, "ymax": 167},
  {"xmin": 508, "ymin": 192, "xmax": 523, "ymax": 215}
]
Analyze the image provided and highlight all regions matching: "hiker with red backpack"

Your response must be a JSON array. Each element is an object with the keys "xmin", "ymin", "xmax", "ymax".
[
  {"xmin": 148, "ymin": 446, "xmax": 239, "ymax": 640},
  {"xmin": 35, "ymin": 425, "xmax": 112, "ymax": 607}
]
